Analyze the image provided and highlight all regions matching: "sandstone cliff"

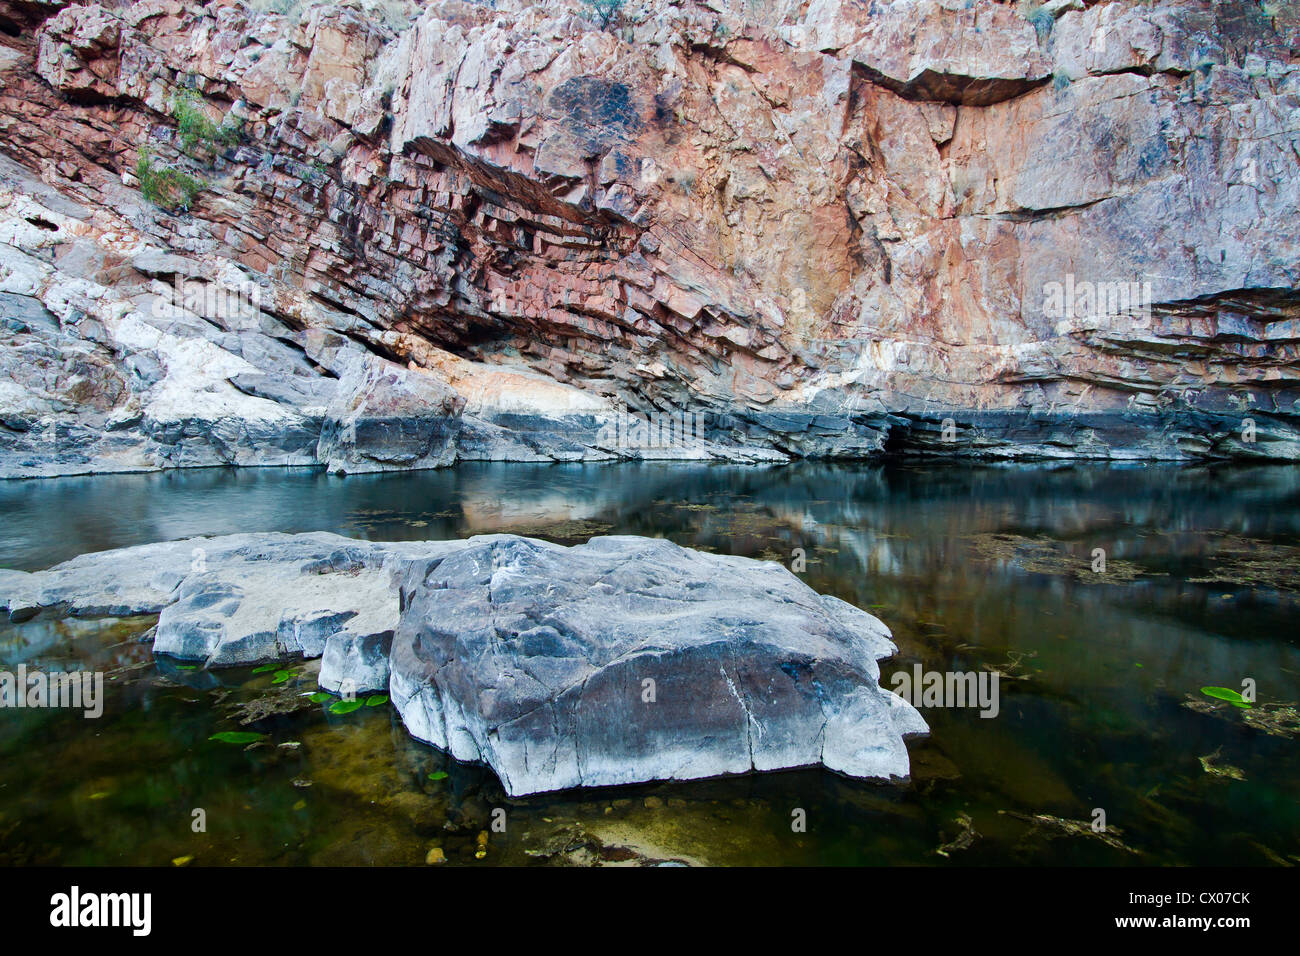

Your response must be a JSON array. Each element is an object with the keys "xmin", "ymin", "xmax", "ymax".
[{"xmin": 0, "ymin": 0, "xmax": 1296, "ymax": 476}]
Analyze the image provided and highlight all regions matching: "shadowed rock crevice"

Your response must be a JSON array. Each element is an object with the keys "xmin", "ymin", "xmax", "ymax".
[{"xmin": 853, "ymin": 62, "xmax": 1053, "ymax": 107}]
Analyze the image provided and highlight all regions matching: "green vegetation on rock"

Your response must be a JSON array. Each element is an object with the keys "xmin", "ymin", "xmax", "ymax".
[
  {"xmin": 171, "ymin": 88, "xmax": 241, "ymax": 157},
  {"xmin": 582, "ymin": 0, "xmax": 625, "ymax": 30},
  {"xmin": 135, "ymin": 149, "xmax": 204, "ymax": 213}
]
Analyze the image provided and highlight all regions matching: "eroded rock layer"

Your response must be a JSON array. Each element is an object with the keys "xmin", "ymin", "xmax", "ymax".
[{"xmin": 1, "ymin": 0, "xmax": 1298, "ymax": 475}]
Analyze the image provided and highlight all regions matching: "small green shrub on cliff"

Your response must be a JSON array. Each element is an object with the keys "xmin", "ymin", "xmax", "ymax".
[
  {"xmin": 582, "ymin": 0, "xmax": 625, "ymax": 30},
  {"xmin": 1019, "ymin": 2, "xmax": 1056, "ymax": 44},
  {"xmin": 172, "ymin": 88, "xmax": 241, "ymax": 157},
  {"xmin": 136, "ymin": 149, "xmax": 204, "ymax": 213}
]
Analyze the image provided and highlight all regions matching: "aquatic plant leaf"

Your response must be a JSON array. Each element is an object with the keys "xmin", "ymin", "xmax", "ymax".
[
  {"xmin": 329, "ymin": 699, "xmax": 364, "ymax": 715},
  {"xmin": 365, "ymin": 694, "xmax": 389, "ymax": 707},
  {"xmin": 252, "ymin": 663, "xmax": 280, "ymax": 674},
  {"xmin": 174, "ymin": 664, "xmax": 198, "ymax": 671},
  {"xmin": 1201, "ymin": 686, "xmax": 1252, "ymax": 708},
  {"xmin": 427, "ymin": 771, "xmax": 448, "ymax": 781},
  {"xmin": 271, "ymin": 670, "xmax": 292, "ymax": 684},
  {"xmin": 309, "ymin": 692, "xmax": 332, "ymax": 703},
  {"xmin": 209, "ymin": 731, "xmax": 267, "ymax": 744}
]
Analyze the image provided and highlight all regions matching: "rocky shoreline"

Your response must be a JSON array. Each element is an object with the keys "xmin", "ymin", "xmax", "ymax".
[
  {"xmin": 0, "ymin": 530, "xmax": 928, "ymax": 795},
  {"xmin": 4, "ymin": 399, "xmax": 1295, "ymax": 481}
]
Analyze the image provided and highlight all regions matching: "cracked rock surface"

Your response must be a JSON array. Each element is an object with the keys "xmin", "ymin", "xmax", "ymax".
[
  {"xmin": 0, "ymin": 530, "xmax": 926, "ymax": 794},
  {"xmin": 390, "ymin": 534, "xmax": 926, "ymax": 794}
]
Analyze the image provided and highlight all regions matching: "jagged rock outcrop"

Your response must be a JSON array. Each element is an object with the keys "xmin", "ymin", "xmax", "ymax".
[
  {"xmin": 0, "ymin": 0, "xmax": 1297, "ymax": 475},
  {"xmin": 0, "ymin": 530, "xmax": 928, "ymax": 794}
]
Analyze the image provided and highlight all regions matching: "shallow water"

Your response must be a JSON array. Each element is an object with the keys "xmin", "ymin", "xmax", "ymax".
[{"xmin": 1, "ymin": 461, "xmax": 1297, "ymax": 866}]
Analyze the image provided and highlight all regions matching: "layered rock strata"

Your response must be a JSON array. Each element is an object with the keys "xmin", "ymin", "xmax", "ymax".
[{"xmin": 0, "ymin": 0, "xmax": 1297, "ymax": 475}]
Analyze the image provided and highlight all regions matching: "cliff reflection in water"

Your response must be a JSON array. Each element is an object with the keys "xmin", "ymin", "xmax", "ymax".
[{"xmin": 0, "ymin": 461, "xmax": 1297, "ymax": 865}]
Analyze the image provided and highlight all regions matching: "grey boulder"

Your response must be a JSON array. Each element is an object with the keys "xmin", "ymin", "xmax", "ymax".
[
  {"xmin": 389, "ymin": 535, "xmax": 928, "ymax": 796},
  {"xmin": 0, "ymin": 532, "xmax": 927, "ymax": 795}
]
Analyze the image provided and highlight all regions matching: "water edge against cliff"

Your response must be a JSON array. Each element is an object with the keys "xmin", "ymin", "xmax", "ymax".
[{"xmin": 0, "ymin": 460, "xmax": 1297, "ymax": 866}]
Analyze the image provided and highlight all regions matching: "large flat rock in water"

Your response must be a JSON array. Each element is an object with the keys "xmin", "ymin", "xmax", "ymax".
[{"xmin": 0, "ymin": 532, "xmax": 927, "ymax": 796}]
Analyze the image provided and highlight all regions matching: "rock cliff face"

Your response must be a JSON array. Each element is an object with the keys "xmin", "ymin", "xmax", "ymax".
[{"xmin": 0, "ymin": 0, "xmax": 1297, "ymax": 476}]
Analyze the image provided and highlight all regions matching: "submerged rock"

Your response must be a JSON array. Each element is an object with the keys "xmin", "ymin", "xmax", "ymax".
[{"xmin": 0, "ymin": 532, "xmax": 926, "ymax": 794}]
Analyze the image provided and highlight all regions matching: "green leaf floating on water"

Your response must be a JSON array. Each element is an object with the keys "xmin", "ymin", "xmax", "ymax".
[
  {"xmin": 329, "ymin": 699, "xmax": 364, "ymax": 715},
  {"xmin": 309, "ymin": 692, "xmax": 332, "ymax": 703},
  {"xmin": 427, "ymin": 771, "xmax": 448, "ymax": 781},
  {"xmin": 365, "ymin": 694, "xmax": 389, "ymax": 707},
  {"xmin": 252, "ymin": 663, "xmax": 280, "ymax": 674},
  {"xmin": 174, "ymin": 664, "xmax": 198, "ymax": 671},
  {"xmin": 1201, "ymin": 686, "xmax": 1253, "ymax": 709},
  {"xmin": 209, "ymin": 731, "xmax": 267, "ymax": 745},
  {"xmin": 271, "ymin": 670, "xmax": 292, "ymax": 685}
]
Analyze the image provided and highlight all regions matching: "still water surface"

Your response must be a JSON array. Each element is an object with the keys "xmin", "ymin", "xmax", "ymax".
[{"xmin": 1, "ymin": 462, "xmax": 1297, "ymax": 865}]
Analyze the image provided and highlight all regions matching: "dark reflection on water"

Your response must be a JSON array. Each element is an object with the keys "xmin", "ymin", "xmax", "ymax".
[{"xmin": 0, "ymin": 462, "xmax": 1297, "ymax": 865}]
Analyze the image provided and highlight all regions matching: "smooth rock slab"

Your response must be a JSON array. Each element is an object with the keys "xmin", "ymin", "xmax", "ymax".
[
  {"xmin": 151, "ymin": 535, "xmax": 455, "ymax": 676},
  {"xmin": 0, "ymin": 532, "xmax": 927, "ymax": 795},
  {"xmin": 0, "ymin": 533, "xmax": 461, "ymax": 690},
  {"xmin": 389, "ymin": 535, "xmax": 927, "ymax": 795}
]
